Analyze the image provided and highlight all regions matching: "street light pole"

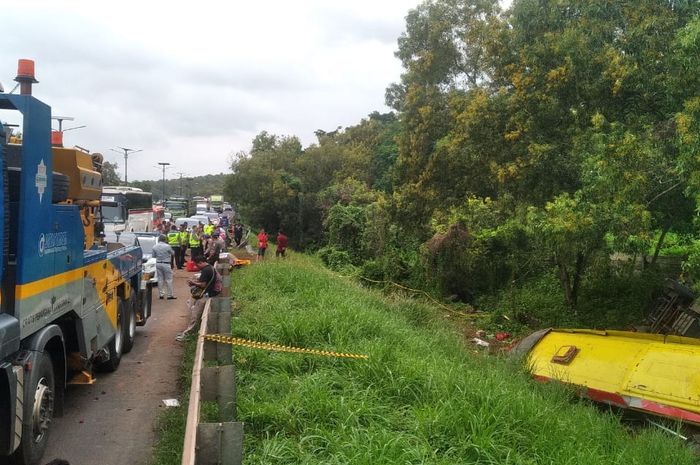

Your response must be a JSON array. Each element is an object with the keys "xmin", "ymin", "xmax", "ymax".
[
  {"xmin": 158, "ymin": 162, "xmax": 170, "ymax": 202},
  {"xmin": 110, "ymin": 147, "xmax": 143, "ymax": 185},
  {"xmin": 175, "ymin": 172, "xmax": 187, "ymax": 197}
]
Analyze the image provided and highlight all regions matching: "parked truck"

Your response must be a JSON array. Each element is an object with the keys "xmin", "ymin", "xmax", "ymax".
[
  {"xmin": 164, "ymin": 196, "xmax": 189, "ymax": 218},
  {"xmin": 192, "ymin": 195, "xmax": 210, "ymax": 214},
  {"xmin": 210, "ymin": 194, "xmax": 224, "ymax": 213},
  {"xmin": 0, "ymin": 59, "xmax": 152, "ymax": 465}
]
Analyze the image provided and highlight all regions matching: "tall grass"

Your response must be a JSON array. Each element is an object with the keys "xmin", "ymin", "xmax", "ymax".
[
  {"xmin": 151, "ymin": 337, "xmax": 197, "ymax": 465},
  {"xmin": 233, "ymin": 254, "xmax": 695, "ymax": 464}
]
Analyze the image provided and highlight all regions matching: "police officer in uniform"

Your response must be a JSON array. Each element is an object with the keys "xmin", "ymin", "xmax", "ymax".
[
  {"xmin": 204, "ymin": 221, "xmax": 215, "ymax": 237},
  {"xmin": 189, "ymin": 225, "xmax": 203, "ymax": 260},
  {"xmin": 178, "ymin": 223, "xmax": 189, "ymax": 269},
  {"xmin": 167, "ymin": 225, "xmax": 180, "ymax": 269}
]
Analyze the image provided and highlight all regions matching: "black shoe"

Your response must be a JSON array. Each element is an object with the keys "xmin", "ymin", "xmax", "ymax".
[
  {"xmin": 167, "ymin": 296, "xmax": 177, "ymax": 300},
  {"xmin": 159, "ymin": 296, "xmax": 164, "ymax": 300}
]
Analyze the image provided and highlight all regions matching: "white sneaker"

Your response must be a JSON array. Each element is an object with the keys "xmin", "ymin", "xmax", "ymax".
[{"xmin": 175, "ymin": 333, "xmax": 185, "ymax": 342}]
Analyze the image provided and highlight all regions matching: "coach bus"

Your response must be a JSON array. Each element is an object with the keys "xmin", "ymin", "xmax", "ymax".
[{"xmin": 101, "ymin": 186, "xmax": 154, "ymax": 237}]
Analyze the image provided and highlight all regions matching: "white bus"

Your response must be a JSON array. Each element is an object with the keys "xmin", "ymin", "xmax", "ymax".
[{"xmin": 101, "ymin": 186, "xmax": 154, "ymax": 237}]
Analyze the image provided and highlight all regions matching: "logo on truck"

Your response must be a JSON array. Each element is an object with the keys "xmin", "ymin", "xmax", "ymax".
[
  {"xmin": 38, "ymin": 232, "xmax": 68, "ymax": 257},
  {"xmin": 35, "ymin": 159, "xmax": 47, "ymax": 203}
]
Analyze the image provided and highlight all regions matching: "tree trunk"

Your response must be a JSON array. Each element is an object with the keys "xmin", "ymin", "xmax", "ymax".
[
  {"xmin": 556, "ymin": 252, "xmax": 585, "ymax": 311},
  {"xmin": 556, "ymin": 257, "xmax": 575, "ymax": 309},
  {"xmin": 650, "ymin": 223, "xmax": 671, "ymax": 268},
  {"xmin": 570, "ymin": 252, "xmax": 586, "ymax": 309}
]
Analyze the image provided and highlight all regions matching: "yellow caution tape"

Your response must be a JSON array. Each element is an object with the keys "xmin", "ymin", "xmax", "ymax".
[{"xmin": 204, "ymin": 334, "xmax": 369, "ymax": 360}]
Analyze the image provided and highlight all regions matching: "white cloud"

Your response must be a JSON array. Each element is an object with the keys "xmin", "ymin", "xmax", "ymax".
[{"xmin": 0, "ymin": 0, "xmax": 421, "ymax": 180}]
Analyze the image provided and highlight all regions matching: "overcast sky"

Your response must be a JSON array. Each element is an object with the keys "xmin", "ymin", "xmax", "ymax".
[{"xmin": 0, "ymin": 0, "xmax": 422, "ymax": 181}]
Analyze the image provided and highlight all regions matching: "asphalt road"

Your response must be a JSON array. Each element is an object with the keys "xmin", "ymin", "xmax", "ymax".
[{"xmin": 43, "ymin": 269, "xmax": 193, "ymax": 465}]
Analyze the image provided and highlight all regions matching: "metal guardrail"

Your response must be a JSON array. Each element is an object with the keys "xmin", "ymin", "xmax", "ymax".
[{"xmin": 182, "ymin": 265, "xmax": 244, "ymax": 465}]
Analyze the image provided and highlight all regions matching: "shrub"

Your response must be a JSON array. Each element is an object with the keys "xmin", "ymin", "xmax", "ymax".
[
  {"xmin": 423, "ymin": 197, "xmax": 531, "ymax": 302},
  {"xmin": 479, "ymin": 273, "xmax": 572, "ymax": 333},
  {"xmin": 323, "ymin": 203, "xmax": 366, "ymax": 264},
  {"xmin": 317, "ymin": 246, "xmax": 355, "ymax": 272}
]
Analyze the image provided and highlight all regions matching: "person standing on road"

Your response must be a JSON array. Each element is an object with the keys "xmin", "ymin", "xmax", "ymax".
[
  {"xmin": 256, "ymin": 228, "xmax": 268, "ymax": 261},
  {"xmin": 178, "ymin": 223, "xmax": 189, "ymax": 269},
  {"xmin": 167, "ymin": 225, "xmax": 180, "ymax": 269},
  {"xmin": 204, "ymin": 220, "xmax": 215, "ymax": 237},
  {"xmin": 201, "ymin": 233, "xmax": 211, "ymax": 257},
  {"xmin": 233, "ymin": 222, "xmax": 243, "ymax": 246},
  {"xmin": 205, "ymin": 231, "xmax": 224, "ymax": 265},
  {"xmin": 189, "ymin": 225, "xmax": 203, "ymax": 261},
  {"xmin": 176, "ymin": 255, "xmax": 220, "ymax": 341},
  {"xmin": 152, "ymin": 234, "xmax": 177, "ymax": 300},
  {"xmin": 276, "ymin": 230, "xmax": 288, "ymax": 258}
]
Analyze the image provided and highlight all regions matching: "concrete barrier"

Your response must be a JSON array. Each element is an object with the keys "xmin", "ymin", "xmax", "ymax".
[{"xmin": 182, "ymin": 272, "xmax": 243, "ymax": 465}]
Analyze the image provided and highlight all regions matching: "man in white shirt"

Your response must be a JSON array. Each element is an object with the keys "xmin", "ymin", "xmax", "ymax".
[{"xmin": 152, "ymin": 234, "xmax": 177, "ymax": 300}]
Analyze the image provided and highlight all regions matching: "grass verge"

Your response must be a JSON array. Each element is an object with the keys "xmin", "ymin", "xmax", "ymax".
[
  {"xmin": 233, "ymin": 254, "xmax": 696, "ymax": 464},
  {"xmin": 150, "ymin": 335, "xmax": 197, "ymax": 465}
]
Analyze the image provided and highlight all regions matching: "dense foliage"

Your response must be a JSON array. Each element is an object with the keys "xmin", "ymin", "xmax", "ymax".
[{"xmin": 225, "ymin": 0, "xmax": 700, "ymax": 330}]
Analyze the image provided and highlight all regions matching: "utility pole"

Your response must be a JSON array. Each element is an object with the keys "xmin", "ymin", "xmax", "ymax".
[
  {"xmin": 158, "ymin": 162, "xmax": 170, "ymax": 202},
  {"xmin": 110, "ymin": 147, "xmax": 143, "ymax": 185},
  {"xmin": 175, "ymin": 172, "xmax": 187, "ymax": 197}
]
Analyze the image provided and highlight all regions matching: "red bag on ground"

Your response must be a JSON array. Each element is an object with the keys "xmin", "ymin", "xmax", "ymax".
[
  {"xmin": 495, "ymin": 332, "xmax": 511, "ymax": 341},
  {"xmin": 186, "ymin": 260, "xmax": 198, "ymax": 272}
]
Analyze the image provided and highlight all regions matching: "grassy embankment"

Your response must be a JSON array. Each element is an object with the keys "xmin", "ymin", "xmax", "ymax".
[
  {"xmin": 233, "ymin": 252, "xmax": 695, "ymax": 464},
  {"xmin": 150, "ymin": 336, "xmax": 195, "ymax": 465}
]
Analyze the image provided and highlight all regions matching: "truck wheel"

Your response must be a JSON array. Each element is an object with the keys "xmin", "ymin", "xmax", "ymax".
[
  {"xmin": 123, "ymin": 289, "xmax": 137, "ymax": 354},
  {"xmin": 97, "ymin": 297, "xmax": 126, "ymax": 372},
  {"xmin": 12, "ymin": 352, "xmax": 55, "ymax": 465},
  {"xmin": 52, "ymin": 172, "xmax": 69, "ymax": 203},
  {"xmin": 6, "ymin": 168, "xmax": 70, "ymax": 203},
  {"xmin": 138, "ymin": 284, "xmax": 153, "ymax": 326}
]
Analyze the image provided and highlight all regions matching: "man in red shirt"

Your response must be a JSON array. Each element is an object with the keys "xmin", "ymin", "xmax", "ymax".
[
  {"xmin": 276, "ymin": 230, "xmax": 288, "ymax": 258},
  {"xmin": 256, "ymin": 228, "xmax": 268, "ymax": 262}
]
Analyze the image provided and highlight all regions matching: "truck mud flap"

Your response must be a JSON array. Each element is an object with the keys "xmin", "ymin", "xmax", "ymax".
[
  {"xmin": 0, "ymin": 362, "xmax": 20, "ymax": 456},
  {"xmin": 0, "ymin": 314, "xmax": 20, "ymax": 361}
]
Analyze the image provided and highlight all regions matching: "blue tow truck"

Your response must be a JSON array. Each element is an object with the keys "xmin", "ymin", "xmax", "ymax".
[{"xmin": 0, "ymin": 59, "xmax": 152, "ymax": 464}]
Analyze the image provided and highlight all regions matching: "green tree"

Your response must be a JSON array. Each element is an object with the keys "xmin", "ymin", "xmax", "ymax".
[
  {"xmin": 225, "ymin": 132, "xmax": 305, "ymax": 242},
  {"xmin": 101, "ymin": 161, "xmax": 121, "ymax": 186}
]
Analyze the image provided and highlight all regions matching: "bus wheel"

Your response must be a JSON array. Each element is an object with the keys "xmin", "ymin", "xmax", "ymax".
[
  {"xmin": 123, "ymin": 289, "xmax": 137, "ymax": 353},
  {"xmin": 12, "ymin": 351, "xmax": 55, "ymax": 465},
  {"xmin": 97, "ymin": 296, "xmax": 126, "ymax": 372}
]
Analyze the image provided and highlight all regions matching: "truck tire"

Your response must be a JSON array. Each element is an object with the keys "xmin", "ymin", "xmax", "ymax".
[
  {"xmin": 137, "ymin": 284, "xmax": 153, "ymax": 327},
  {"xmin": 96, "ymin": 297, "xmax": 126, "ymax": 372},
  {"xmin": 6, "ymin": 168, "xmax": 70, "ymax": 203},
  {"xmin": 11, "ymin": 351, "xmax": 55, "ymax": 465},
  {"xmin": 123, "ymin": 289, "xmax": 137, "ymax": 354}
]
